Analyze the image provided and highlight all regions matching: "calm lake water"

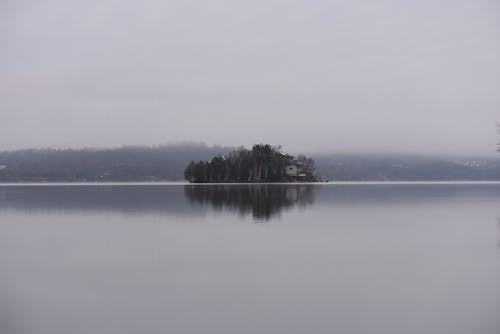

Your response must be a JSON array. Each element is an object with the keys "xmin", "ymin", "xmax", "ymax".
[{"xmin": 0, "ymin": 183, "xmax": 499, "ymax": 334}]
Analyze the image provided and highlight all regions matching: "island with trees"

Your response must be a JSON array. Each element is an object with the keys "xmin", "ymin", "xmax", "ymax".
[{"xmin": 184, "ymin": 144, "xmax": 319, "ymax": 183}]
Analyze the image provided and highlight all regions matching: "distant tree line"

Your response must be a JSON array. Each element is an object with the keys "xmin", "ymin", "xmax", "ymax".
[
  {"xmin": 0, "ymin": 143, "xmax": 232, "ymax": 182},
  {"xmin": 2, "ymin": 143, "xmax": 500, "ymax": 182},
  {"xmin": 184, "ymin": 144, "xmax": 317, "ymax": 183},
  {"xmin": 313, "ymin": 155, "xmax": 500, "ymax": 181}
]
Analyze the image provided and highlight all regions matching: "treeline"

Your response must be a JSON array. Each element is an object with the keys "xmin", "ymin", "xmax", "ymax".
[
  {"xmin": 184, "ymin": 144, "xmax": 316, "ymax": 183},
  {"xmin": 0, "ymin": 143, "xmax": 232, "ymax": 182},
  {"xmin": 1, "ymin": 143, "xmax": 500, "ymax": 182},
  {"xmin": 313, "ymin": 154, "xmax": 500, "ymax": 181}
]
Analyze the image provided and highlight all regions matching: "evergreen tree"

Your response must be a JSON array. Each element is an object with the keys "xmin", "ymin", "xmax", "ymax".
[{"xmin": 184, "ymin": 144, "xmax": 317, "ymax": 183}]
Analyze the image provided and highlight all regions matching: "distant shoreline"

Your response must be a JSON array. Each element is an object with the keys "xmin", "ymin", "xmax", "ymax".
[{"xmin": 2, "ymin": 145, "xmax": 500, "ymax": 182}]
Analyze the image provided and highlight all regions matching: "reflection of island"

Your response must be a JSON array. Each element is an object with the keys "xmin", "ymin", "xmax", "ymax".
[{"xmin": 184, "ymin": 184, "xmax": 316, "ymax": 220}]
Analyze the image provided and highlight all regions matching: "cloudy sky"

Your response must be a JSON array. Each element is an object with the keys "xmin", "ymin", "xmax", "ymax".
[{"xmin": 1, "ymin": 0, "xmax": 499, "ymax": 155}]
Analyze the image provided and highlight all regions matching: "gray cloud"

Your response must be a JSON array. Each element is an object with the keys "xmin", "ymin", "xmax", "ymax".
[{"xmin": 1, "ymin": 0, "xmax": 499, "ymax": 155}]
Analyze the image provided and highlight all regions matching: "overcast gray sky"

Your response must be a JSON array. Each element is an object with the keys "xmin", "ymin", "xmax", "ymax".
[{"xmin": 1, "ymin": 0, "xmax": 499, "ymax": 155}]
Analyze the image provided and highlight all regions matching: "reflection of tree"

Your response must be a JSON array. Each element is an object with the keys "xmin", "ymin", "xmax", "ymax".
[{"xmin": 184, "ymin": 184, "xmax": 316, "ymax": 220}]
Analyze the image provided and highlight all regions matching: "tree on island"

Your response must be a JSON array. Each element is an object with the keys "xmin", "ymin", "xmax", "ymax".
[{"xmin": 184, "ymin": 144, "xmax": 318, "ymax": 183}]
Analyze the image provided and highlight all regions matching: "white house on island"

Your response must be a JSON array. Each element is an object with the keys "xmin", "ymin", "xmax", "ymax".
[{"xmin": 285, "ymin": 164, "xmax": 298, "ymax": 176}]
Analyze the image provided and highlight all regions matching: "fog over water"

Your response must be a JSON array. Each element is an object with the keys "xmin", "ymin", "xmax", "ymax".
[{"xmin": 1, "ymin": 0, "xmax": 499, "ymax": 155}]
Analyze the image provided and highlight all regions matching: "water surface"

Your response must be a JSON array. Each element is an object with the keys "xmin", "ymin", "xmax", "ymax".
[{"xmin": 0, "ymin": 183, "xmax": 498, "ymax": 334}]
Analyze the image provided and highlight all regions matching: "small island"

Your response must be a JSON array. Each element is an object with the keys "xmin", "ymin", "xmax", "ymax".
[{"xmin": 184, "ymin": 144, "xmax": 320, "ymax": 183}]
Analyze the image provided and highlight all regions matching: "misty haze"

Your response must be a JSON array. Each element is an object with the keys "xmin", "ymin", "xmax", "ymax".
[
  {"xmin": 1, "ymin": 1, "xmax": 499, "ymax": 334},
  {"xmin": 1, "ymin": 0, "xmax": 499, "ymax": 155}
]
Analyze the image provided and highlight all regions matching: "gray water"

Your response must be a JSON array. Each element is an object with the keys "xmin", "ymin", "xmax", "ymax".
[{"xmin": 0, "ymin": 183, "xmax": 498, "ymax": 334}]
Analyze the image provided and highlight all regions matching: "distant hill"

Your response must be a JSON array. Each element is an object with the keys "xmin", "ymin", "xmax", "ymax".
[
  {"xmin": 0, "ymin": 144, "xmax": 232, "ymax": 182},
  {"xmin": 313, "ymin": 154, "xmax": 500, "ymax": 181},
  {"xmin": 0, "ymin": 144, "xmax": 499, "ymax": 182}
]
